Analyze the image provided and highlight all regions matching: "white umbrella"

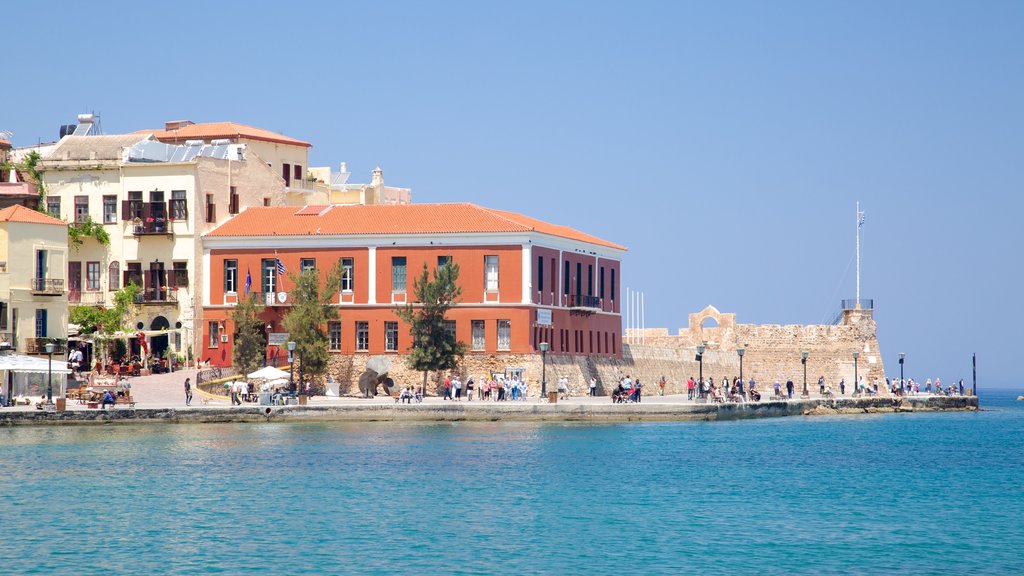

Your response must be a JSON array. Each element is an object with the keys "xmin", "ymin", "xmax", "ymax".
[
  {"xmin": 248, "ymin": 366, "xmax": 290, "ymax": 380},
  {"xmin": 265, "ymin": 378, "xmax": 289, "ymax": 390}
]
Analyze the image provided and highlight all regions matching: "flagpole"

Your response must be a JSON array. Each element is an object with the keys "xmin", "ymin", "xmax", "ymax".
[{"xmin": 856, "ymin": 201, "xmax": 860, "ymax": 309}]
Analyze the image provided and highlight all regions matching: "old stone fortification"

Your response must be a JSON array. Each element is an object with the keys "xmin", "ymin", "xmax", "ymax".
[{"xmin": 301, "ymin": 305, "xmax": 887, "ymax": 398}]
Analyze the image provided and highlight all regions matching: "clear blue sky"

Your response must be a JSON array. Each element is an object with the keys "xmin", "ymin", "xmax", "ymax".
[{"xmin": 5, "ymin": 1, "xmax": 1022, "ymax": 388}]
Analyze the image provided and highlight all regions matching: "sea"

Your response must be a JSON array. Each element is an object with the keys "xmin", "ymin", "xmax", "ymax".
[{"xmin": 1, "ymin": 390, "xmax": 1021, "ymax": 575}]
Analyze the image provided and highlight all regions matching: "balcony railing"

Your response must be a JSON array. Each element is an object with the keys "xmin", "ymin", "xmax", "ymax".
[
  {"xmin": 133, "ymin": 289, "xmax": 178, "ymax": 304},
  {"xmin": 250, "ymin": 291, "xmax": 292, "ymax": 306},
  {"xmin": 69, "ymin": 290, "xmax": 107, "ymax": 305},
  {"xmin": 25, "ymin": 338, "xmax": 67, "ymax": 355},
  {"xmin": 841, "ymin": 298, "xmax": 874, "ymax": 310},
  {"xmin": 31, "ymin": 278, "xmax": 64, "ymax": 294},
  {"xmin": 567, "ymin": 294, "xmax": 602, "ymax": 309},
  {"xmin": 285, "ymin": 178, "xmax": 315, "ymax": 191},
  {"xmin": 132, "ymin": 218, "xmax": 173, "ymax": 237}
]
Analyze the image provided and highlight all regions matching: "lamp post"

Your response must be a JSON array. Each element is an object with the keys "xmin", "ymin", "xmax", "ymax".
[
  {"xmin": 287, "ymin": 341, "xmax": 296, "ymax": 399},
  {"xmin": 737, "ymin": 347, "xmax": 745, "ymax": 383},
  {"xmin": 539, "ymin": 342, "xmax": 549, "ymax": 398},
  {"xmin": 853, "ymin": 352, "xmax": 860, "ymax": 395},
  {"xmin": 801, "ymin": 351, "xmax": 808, "ymax": 398},
  {"xmin": 696, "ymin": 344, "xmax": 705, "ymax": 397},
  {"xmin": 899, "ymin": 352, "xmax": 905, "ymax": 393},
  {"xmin": 45, "ymin": 341, "xmax": 56, "ymax": 404}
]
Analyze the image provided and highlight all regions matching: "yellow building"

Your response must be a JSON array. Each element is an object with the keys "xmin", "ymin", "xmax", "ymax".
[{"xmin": 0, "ymin": 205, "xmax": 69, "ymax": 355}]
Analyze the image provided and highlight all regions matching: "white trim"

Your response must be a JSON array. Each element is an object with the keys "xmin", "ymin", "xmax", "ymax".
[
  {"xmin": 202, "ymin": 249, "xmax": 211, "ymax": 307},
  {"xmin": 521, "ymin": 244, "xmax": 531, "ymax": 305},
  {"xmin": 367, "ymin": 246, "xmax": 376, "ymax": 304},
  {"xmin": 203, "ymin": 230, "xmax": 626, "ymax": 259}
]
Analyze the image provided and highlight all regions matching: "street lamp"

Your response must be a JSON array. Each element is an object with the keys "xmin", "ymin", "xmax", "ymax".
[
  {"xmin": 539, "ymin": 342, "xmax": 549, "ymax": 398},
  {"xmin": 45, "ymin": 341, "xmax": 56, "ymax": 404},
  {"xmin": 287, "ymin": 341, "xmax": 296, "ymax": 399},
  {"xmin": 696, "ymin": 344, "xmax": 705, "ymax": 397},
  {"xmin": 853, "ymin": 352, "xmax": 860, "ymax": 395},
  {"xmin": 737, "ymin": 347, "xmax": 745, "ymax": 383},
  {"xmin": 801, "ymin": 351, "xmax": 809, "ymax": 398},
  {"xmin": 899, "ymin": 352, "xmax": 905, "ymax": 393}
]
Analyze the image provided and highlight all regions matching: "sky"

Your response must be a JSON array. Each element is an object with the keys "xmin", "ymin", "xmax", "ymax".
[{"xmin": 4, "ymin": 1, "xmax": 1022, "ymax": 388}]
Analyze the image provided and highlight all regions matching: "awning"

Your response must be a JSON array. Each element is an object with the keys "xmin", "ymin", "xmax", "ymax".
[{"xmin": 0, "ymin": 354, "xmax": 72, "ymax": 374}]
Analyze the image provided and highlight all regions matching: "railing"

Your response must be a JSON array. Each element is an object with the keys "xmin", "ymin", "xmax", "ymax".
[
  {"xmin": 0, "ymin": 331, "xmax": 13, "ymax": 349},
  {"xmin": 132, "ymin": 218, "xmax": 173, "ymax": 237},
  {"xmin": 24, "ymin": 338, "xmax": 67, "ymax": 355},
  {"xmin": 251, "ymin": 291, "xmax": 292, "ymax": 306},
  {"xmin": 69, "ymin": 290, "xmax": 106, "ymax": 305},
  {"xmin": 568, "ymin": 294, "xmax": 601, "ymax": 309},
  {"xmin": 31, "ymin": 278, "xmax": 64, "ymax": 294},
  {"xmin": 285, "ymin": 178, "xmax": 315, "ymax": 191},
  {"xmin": 134, "ymin": 289, "xmax": 178, "ymax": 304},
  {"xmin": 841, "ymin": 299, "xmax": 873, "ymax": 310}
]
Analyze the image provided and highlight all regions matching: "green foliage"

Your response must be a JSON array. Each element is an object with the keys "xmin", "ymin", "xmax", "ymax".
[
  {"xmin": 282, "ymin": 263, "xmax": 342, "ymax": 384},
  {"xmin": 394, "ymin": 262, "xmax": 465, "ymax": 393},
  {"xmin": 2, "ymin": 151, "xmax": 47, "ymax": 211},
  {"xmin": 69, "ymin": 283, "xmax": 141, "ymax": 335},
  {"xmin": 68, "ymin": 216, "xmax": 110, "ymax": 248},
  {"xmin": 231, "ymin": 292, "xmax": 267, "ymax": 376}
]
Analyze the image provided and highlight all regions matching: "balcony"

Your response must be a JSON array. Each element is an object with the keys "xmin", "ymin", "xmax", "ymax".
[
  {"xmin": 25, "ymin": 338, "xmax": 67, "ymax": 355},
  {"xmin": 285, "ymin": 178, "xmax": 315, "ymax": 192},
  {"xmin": 133, "ymin": 288, "xmax": 178, "ymax": 305},
  {"xmin": 250, "ymin": 291, "xmax": 292, "ymax": 306},
  {"xmin": 567, "ymin": 294, "xmax": 602, "ymax": 310},
  {"xmin": 132, "ymin": 218, "xmax": 173, "ymax": 238},
  {"xmin": 31, "ymin": 278, "xmax": 64, "ymax": 295},
  {"xmin": 69, "ymin": 290, "xmax": 107, "ymax": 305}
]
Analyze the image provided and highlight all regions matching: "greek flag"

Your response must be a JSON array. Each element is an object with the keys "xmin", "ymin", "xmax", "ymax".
[
  {"xmin": 276, "ymin": 258, "xmax": 286, "ymax": 276},
  {"xmin": 244, "ymin": 268, "xmax": 251, "ymax": 294},
  {"xmin": 858, "ymin": 213, "xmax": 866, "ymax": 228}
]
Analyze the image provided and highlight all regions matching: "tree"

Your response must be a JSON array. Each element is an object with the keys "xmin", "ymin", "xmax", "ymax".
[
  {"xmin": 68, "ymin": 216, "xmax": 110, "ymax": 248},
  {"xmin": 282, "ymin": 263, "xmax": 342, "ymax": 393},
  {"xmin": 231, "ymin": 292, "xmax": 267, "ymax": 376},
  {"xmin": 69, "ymin": 283, "xmax": 141, "ymax": 365},
  {"xmin": 395, "ymin": 262, "xmax": 465, "ymax": 395}
]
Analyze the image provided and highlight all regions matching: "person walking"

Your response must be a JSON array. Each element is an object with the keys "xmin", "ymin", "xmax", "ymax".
[
  {"xmin": 184, "ymin": 377, "xmax": 193, "ymax": 406},
  {"xmin": 839, "ymin": 378, "xmax": 846, "ymax": 395},
  {"xmin": 443, "ymin": 376, "xmax": 453, "ymax": 400},
  {"xmin": 659, "ymin": 376, "xmax": 667, "ymax": 396},
  {"xmin": 818, "ymin": 376, "xmax": 825, "ymax": 395},
  {"xmin": 687, "ymin": 377, "xmax": 695, "ymax": 401},
  {"xmin": 786, "ymin": 379, "xmax": 794, "ymax": 399},
  {"xmin": 454, "ymin": 376, "xmax": 463, "ymax": 401},
  {"xmin": 590, "ymin": 376, "xmax": 598, "ymax": 397},
  {"xmin": 466, "ymin": 377, "xmax": 474, "ymax": 401}
]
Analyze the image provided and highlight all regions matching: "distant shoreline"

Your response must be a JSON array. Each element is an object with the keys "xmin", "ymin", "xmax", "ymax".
[{"xmin": 0, "ymin": 396, "xmax": 977, "ymax": 426}]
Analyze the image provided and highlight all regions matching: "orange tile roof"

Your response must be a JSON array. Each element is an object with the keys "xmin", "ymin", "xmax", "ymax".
[
  {"xmin": 0, "ymin": 205, "xmax": 67, "ymax": 226},
  {"xmin": 206, "ymin": 203, "xmax": 626, "ymax": 251},
  {"xmin": 0, "ymin": 138, "xmax": 11, "ymax": 148},
  {"xmin": 134, "ymin": 121, "xmax": 311, "ymax": 148}
]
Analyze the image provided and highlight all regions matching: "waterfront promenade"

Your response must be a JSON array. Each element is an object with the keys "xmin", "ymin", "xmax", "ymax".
[{"xmin": 0, "ymin": 369, "xmax": 978, "ymax": 425}]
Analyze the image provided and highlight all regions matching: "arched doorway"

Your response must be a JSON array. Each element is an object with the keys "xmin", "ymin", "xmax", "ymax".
[{"xmin": 150, "ymin": 316, "xmax": 170, "ymax": 358}]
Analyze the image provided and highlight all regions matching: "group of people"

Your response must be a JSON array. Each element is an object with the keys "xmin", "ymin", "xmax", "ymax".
[
  {"xmin": 612, "ymin": 376, "xmax": 643, "ymax": 403},
  {"xmin": 887, "ymin": 377, "xmax": 966, "ymax": 397}
]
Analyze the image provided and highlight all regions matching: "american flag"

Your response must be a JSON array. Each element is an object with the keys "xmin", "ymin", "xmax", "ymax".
[{"xmin": 276, "ymin": 258, "xmax": 286, "ymax": 276}]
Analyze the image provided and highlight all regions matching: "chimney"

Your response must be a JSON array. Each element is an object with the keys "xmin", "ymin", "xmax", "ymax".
[
  {"xmin": 371, "ymin": 166, "xmax": 384, "ymax": 187},
  {"xmin": 164, "ymin": 120, "xmax": 195, "ymax": 131},
  {"xmin": 339, "ymin": 162, "xmax": 348, "ymax": 174}
]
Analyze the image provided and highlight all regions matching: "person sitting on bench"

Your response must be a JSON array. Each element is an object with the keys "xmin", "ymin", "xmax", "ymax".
[{"xmin": 101, "ymin": 390, "xmax": 116, "ymax": 410}]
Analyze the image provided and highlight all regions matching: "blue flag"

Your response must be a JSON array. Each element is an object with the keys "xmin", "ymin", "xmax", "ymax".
[
  {"xmin": 244, "ymin": 268, "xmax": 251, "ymax": 294},
  {"xmin": 276, "ymin": 258, "xmax": 286, "ymax": 276}
]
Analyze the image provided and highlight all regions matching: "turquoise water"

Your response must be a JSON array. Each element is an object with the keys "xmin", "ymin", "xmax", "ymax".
[{"xmin": 2, "ymin": 391, "xmax": 1022, "ymax": 575}]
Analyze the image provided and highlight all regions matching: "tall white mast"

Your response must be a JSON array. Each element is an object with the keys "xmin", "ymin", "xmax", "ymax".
[{"xmin": 855, "ymin": 202, "xmax": 864, "ymax": 309}]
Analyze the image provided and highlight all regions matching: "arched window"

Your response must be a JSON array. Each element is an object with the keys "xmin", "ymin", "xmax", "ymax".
[{"xmin": 108, "ymin": 262, "xmax": 120, "ymax": 291}]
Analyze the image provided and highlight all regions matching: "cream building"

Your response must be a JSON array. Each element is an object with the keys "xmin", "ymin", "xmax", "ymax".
[
  {"xmin": 39, "ymin": 131, "xmax": 290, "ymax": 361},
  {"xmin": 0, "ymin": 205, "xmax": 69, "ymax": 355},
  {"xmin": 305, "ymin": 163, "xmax": 412, "ymax": 205}
]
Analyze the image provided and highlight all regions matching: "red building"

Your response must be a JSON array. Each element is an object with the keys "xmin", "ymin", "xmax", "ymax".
[{"xmin": 200, "ymin": 203, "xmax": 625, "ymax": 367}]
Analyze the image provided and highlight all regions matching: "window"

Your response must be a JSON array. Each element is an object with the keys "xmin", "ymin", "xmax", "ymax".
[
  {"xmin": 355, "ymin": 321, "xmax": 369, "ymax": 351},
  {"xmin": 74, "ymin": 196, "xmax": 89, "ymax": 223},
  {"xmin": 611, "ymin": 269, "xmax": 616, "ymax": 301},
  {"xmin": 444, "ymin": 320, "xmax": 456, "ymax": 339},
  {"xmin": 129, "ymin": 191, "xmax": 144, "ymax": 220},
  {"xmin": 340, "ymin": 258, "xmax": 354, "ymax": 292},
  {"xmin": 472, "ymin": 320, "xmax": 485, "ymax": 351},
  {"xmin": 328, "ymin": 321, "xmax": 341, "ymax": 351},
  {"xmin": 46, "ymin": 196, "xmax": 61, "ymax": 218},
  {"xmin": 392, "ymin": 257, "xmax": 406, "ymax": 292},
  {"xmin": 261, "ymin": 259, "xmax": 277, "ymax": 294},
  {"xmin": 600, "ymin": 266, "xmax": 605, "ymax": 299},
  {"xmin": 172, "ymin": 262, "xmax": 188, "ymax": 287},
  {"xmin": 0, "ymin": 302, "xmax": 6, "ymax": 331},
  {"xmin": 438, "ymin": 255, "xmax": 451, "ymax": 269},
  {"xmin": 109, "ymin": 262, "xmax": 120, "ymax": 291},
  {"xmin": 86, "ymin": 262, "xmax": 100, "ymax": 291},
  {"xmin": 206, "ymin": 194, "xmax": 216, "ymax": 223},
  {"xmin": 171, "ymin": 190, "xmax": 188, "ymax": 220},
  {"xmin": 103, "ymin": 195, "xmax": 117, "ymax": 224},
  {"xmin": 263, "ymin": 197, "xmax": 271, "ymax": 207},
  {"xmin": 576, "ymin": 262, "xmax": 582, "ymax": 299},
  {"xmin": 209, "ymin": 321, "xmax": 220, "ymax": 348},
  {"xmin": 228, "ymin": 186, "xmax": 239, "ymax": 215},
  {"xmin": 35, "ymin": 309, "xmax": 47, "ymax": 338},
  {"xmin": 588, "ymin": 264, "xmax": 593, "ymax": 296},
  {"xmin": 537, "ymin": 256, "xmax": 544, "ymax": 294},
  {"xmin": 294, "ymin": 165, "xmax": 303, "ymax": 181},
  {"xmin": 282, "ymin": 163, "xmax": 291, "ymax": 186},
  {"xmin": 125, "ymin": 262, "xmax": 142, "ymax": 288},
  {"xmin": 484, "ymin": 255, "xmax": 499, "ymax": 292},
  {"xmin": 563, "ymin": 260, "xmax": 570, "ymax": 295},
  {"xmin": 497, "ymin": 319, "xmax": 511, "ymax": 351},
  {"xmin": 300, "ymin": 258, "xmax": 316, "ymax": 273},
  {"xmin": 385, "ymin": 321, "xmax": 398, "ymax": 352},
  {"xmin": 224, "ymin": 260, "xmax": 238, "ymax": 293}
]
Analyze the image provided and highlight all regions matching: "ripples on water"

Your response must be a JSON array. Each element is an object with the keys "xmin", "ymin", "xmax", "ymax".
[{"xmin": 1, "ymin": 392, "xmax": 1022, "ymax": 575}]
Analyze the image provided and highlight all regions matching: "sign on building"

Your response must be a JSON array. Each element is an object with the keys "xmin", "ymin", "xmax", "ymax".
[
  {"xmin": 268, "ymin": 332, "xmax": 290, "ymax": 346},
  {"xmin": 537, "ymin": 309, "xmax": 552, "ymax": 326}
]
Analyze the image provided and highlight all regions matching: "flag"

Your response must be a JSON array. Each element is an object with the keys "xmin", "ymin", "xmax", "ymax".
[
  {"xmin": 276, "ymin": 258, "xmax": 286, "ymax": 276},
  {"xmin": 244, "ymin": 268, "xmax": 252, "ymax": 294},
  {"xmin": 858, "ymin": 213, "xmax": 866, "ymax": 228}
]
